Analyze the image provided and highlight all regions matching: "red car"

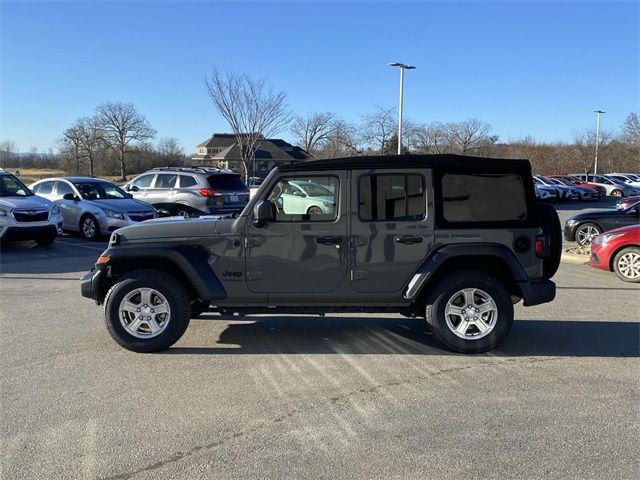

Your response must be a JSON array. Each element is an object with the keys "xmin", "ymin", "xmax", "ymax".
[
  {"xmin": 547, "ymin": 175, "xmax": 606, "ymax": 198},
  {"xmin": 590, "ymin": 225, "xmax": 640, "ymax": 282}
]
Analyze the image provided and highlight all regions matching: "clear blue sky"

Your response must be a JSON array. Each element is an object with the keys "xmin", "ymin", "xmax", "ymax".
[{"xmin": 1, "ymin": 0, "xmax": 638, "ymax": 154}]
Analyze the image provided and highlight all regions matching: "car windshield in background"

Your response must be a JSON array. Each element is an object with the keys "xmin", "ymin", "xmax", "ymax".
[
  {"xmin": 208, "ymin": 175, "xmax": 247, "ymax": 191},
  {"xmin": 0, "ymin": 175, "xmax": 34, "ymax": 197},
  {"xmin": 73, "ymin": 181, "xmax": 128, "ymax": 200},
  {"xmin": 296, "ymin": 182, "xmax": 333, "ymax": 197}
]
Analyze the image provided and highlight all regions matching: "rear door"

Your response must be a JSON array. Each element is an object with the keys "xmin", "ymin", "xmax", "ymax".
[
  {"xmin": 53, "ymin": 180, "xmax": 81, "ymax": 228},
  {"xmin": 148, "ymin": 173, "xmax": 178, "ymax": 209},
  {"xmin": 350, "ymin": 169, "xmax": 433, "ymax": 293}
]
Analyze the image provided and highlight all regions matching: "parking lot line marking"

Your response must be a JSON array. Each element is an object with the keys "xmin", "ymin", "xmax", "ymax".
[{"xmin": 56, "ymin": 240, "xmax": 107, "ymax": 251}]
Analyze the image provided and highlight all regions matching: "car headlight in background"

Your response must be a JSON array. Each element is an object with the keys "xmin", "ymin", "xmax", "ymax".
[
  {"xmin": 594, "ymin": 233, "xmax": 624, "ymax": 245},
  {"xmin": 103, "ymin": 209, "xmax": 124, "ymax": 219},
  {"xmin": 566, "ymin": 219, "xmax": 577, "ymax": 227},
  {"xmin": 0, "ymin": 208, "xmax": 6, "ymax": 216},
  {"xmin": 51, "ymin": 204, "xmax": 60, "ymax": 215}
]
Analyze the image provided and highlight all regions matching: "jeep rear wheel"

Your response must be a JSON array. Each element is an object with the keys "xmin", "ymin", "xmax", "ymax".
[
  {"xmin": 425, "ymin": 270, "xmax": 513, "ymax": 353},
  {"xmin": 103, "ymin": 269, "xmax": 191, "ymax": 352}
]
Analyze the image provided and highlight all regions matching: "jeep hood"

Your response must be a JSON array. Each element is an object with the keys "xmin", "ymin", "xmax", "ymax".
[{"xmin": 113, "ymin": 215, "xmax": 229, "ymax": 242}]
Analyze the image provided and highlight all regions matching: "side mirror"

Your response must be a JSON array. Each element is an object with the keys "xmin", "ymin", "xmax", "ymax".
[
  {"xmin": 128, "ymin": 185, "xmax": 140, "ymax": 192},
  {"xmin": 253, "ymin": 200, "xmax": 276, "ymax": 227},
  {"xmin": 126, "ymin": 193, "xmax": 133, "ymax": 198},
  {"xmin": 63, "ymin": 193, "xmax": 77, "ymax": 201}
]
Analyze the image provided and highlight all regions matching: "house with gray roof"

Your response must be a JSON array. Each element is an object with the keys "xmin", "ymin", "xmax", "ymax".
[{"xmin": 192, "ymin": 134, "xmax": 312, "ymax": 177}]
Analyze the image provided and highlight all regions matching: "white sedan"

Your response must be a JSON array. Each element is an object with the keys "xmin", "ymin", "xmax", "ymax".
[{"xmin": 275, "ymin": 180, "xmax": 336, "ymax": 216}]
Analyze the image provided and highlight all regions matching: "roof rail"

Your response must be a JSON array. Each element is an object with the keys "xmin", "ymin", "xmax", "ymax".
[{"xmin": 149, "ymin": 166, "xmax": 235, "ymax": 174}]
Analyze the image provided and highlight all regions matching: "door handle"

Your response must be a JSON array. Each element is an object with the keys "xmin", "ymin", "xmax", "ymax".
[
  {"xmin": 395, "ymin": 235, "xmax": 423, "ymax": 245},
  {"xmin": 315, "ymin": 236, "xmax": 343, "ymax": 245}
]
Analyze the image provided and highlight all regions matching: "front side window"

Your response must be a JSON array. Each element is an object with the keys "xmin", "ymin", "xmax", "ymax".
[
  {"xmin": 441, "ymin": 173, "xmax": 527, "ymax": 223},
  {"xmin": 266, "ymin": 176, "xmax": 338, "ymax": 222},
  {"xmin": 359, "ymin": 174, "xmax": 425, "ymax": 221},
  {"xmin": 132, "ymin": 174, "xmax": 154, "ymax": 189},
  {"xmin": 55, "ymin": 181, "xmax": 75, "ymax": 199}
]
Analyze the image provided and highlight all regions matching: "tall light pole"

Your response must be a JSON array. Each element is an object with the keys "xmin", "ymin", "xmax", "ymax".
[
  {"xmin": 388, "ymin": 62, "xmax": 416, "ymax": 154},
  {"xmin": 593, "ymin": 109, "xmax": 605, "ymax": 174}
]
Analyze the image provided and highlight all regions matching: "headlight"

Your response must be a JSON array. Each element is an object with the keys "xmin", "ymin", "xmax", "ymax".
[
  {"xmin": 51, "ymin": 204, "xmax": 60, "ymax": 215},
  {"xmin": 0, "ymin": 208, "xmax": 6, "ymax": 216},
  {"xmin": 597, "ymin": 233, "xmax": 624, "ymax": 245},
  {"xmin": 566, "ymin": 219, "xmax": 577, "ymax": 226},
  {"xmin": 322, "ymin": 202, "xmax": 333, "ymax": 208},
  {"xmin": 103, "ymin": 209, "xmax": 124, "ymax": 219}
]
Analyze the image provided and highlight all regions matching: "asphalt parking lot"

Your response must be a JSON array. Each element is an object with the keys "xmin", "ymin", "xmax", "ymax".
[{"xmin": 1, "ymin": 205, "xmax": 639, "ymax": 480}]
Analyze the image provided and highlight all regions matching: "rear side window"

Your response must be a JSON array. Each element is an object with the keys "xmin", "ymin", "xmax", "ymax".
[
  {"xmin": 208, "ymin": 175, "xmax": 248, "ymax": 191},
  {"xmin": 154, "ymin": 174, "xmax": 178, "ymax": 188},
  {"xmin": 441, "ymin": 174, "xmax": 527, "ymax": 223},
  {"xmin": 359, "ymin": 174, "xmax": 425, "ymax": 221},
  {"xmin": 179, "ymin": 175, "xmax": 197, "ymax": 188}
]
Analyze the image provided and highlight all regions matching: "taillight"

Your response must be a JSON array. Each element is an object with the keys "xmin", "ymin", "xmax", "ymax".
[
  {"xmin": 199, "ymin": 188, "xmax": 222, "ymax": 197},
  {"xmin": 535, "ymin": 235, "xmax": 549, "ymax": 257},
  {"xmin": 535, "ymin": 239, "xmax": 544, "ymax": 254}
]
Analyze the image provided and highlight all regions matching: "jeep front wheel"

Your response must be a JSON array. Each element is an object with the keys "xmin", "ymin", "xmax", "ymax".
[
  {"xmin": 425, "ymin": 270, "xmax": 513, "ymax": 353},
  {"xmin": 103, "ymin": 269, "xmax": 191, "ymax": 352}
]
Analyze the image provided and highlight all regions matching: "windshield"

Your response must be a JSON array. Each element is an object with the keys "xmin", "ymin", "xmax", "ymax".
[
  {"xmin": 0, "ymin": 174, "xmax": 34, "ymax": 197},
  {"xmin": 554, "ymin": 178, "xmax": 573, "ymax": 186},
  {"xmin": 73, "ymin": 181, "xmax": 128, "ymax": 200}
]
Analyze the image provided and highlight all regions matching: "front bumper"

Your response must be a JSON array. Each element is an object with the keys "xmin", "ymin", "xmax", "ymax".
[
  {"xmin": 97, "ymin": 214, "xmax": 154, "ymax": 233},
  {"xmin": 563, "ymin": 223, "xmax": 577, "ymax": 242},
  {"xmin": 80, "ymin": 268, "xmax": 107, "ymax": 303},
  {"xmin": 519, "ymin": 278, "xmax": 556, "ymax": 306},
  {"xmin": 0, "ymin": 224, "xmax": 59, "ymax": 241}
]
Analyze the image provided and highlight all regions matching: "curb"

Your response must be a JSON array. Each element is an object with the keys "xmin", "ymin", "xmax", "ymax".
[{"xmin": 561, "ymin": 250, "xmax": 589, "ymax": 265}]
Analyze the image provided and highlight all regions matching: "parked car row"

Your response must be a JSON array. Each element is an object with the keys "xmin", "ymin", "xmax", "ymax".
[
  {"xmin": 1, "ymin": 166, "xmax": 252, "ymax": 245},
  {"xmin": 533, "ymin": 173, "xmax": 640, "ymax": 202}
]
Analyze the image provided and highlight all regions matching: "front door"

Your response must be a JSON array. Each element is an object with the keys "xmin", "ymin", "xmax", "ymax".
[
  {"xmin": 350, "ymin": 169, "xmax": 434, "ymax": 293},
  {"xmin": 245, "ymin": 172, "xmax": 348, "ymax": 294}
]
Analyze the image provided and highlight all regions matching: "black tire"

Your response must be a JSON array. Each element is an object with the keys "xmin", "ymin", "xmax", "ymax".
[
  {"xmin": 425, "ymin": 270, "xmax": 514, "ymax": 354},
  {"xmin": 35, "ymin": 235, "xmax": 56, "ymax": 246},
  {"xmin": 611, "ymin": 189, "xmax": 623, "ymax": 198},
  {"xmin": 103, "ymin": 269, "xmax": 191, "ymax": 352},
  {"xmin": 537, "ymin": 203, "xmax": 562, "ymax": 278},
  {"xmin": 575, "ymin": 222, "xmax": 602, "ymax": 246},
  {"xmin": 191, "ymin": 300, "xmax": 211, "ymax": 318},
  {"xmin": 307, "ymin": 206, "xmax": 323, "ymax": 215},
  {"xmin": 612, "ymin": 247, "xmax": 640, "ymax": 283},
  {"xmin": 79, "ymin": 214, "xmax": 100, "ymax": 240},
  {"xmin": 173, "ymin": 206, "xmax": 191, "ymax": 218}
]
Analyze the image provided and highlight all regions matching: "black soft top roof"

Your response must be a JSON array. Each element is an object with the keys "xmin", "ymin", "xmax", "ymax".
[{"xmin": 280, "ymin": 154, "xmax": 531, "ymax": 173}]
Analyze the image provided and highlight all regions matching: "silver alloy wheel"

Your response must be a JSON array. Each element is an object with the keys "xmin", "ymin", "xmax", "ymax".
[
  {"xmin": 611, "ymin": 190, "xmax": 623, "ymax": 198},
  {"xmin": 576, "ymin": 225, "xmax": 600, "ymax": 246},
  {"xmin": 617, "ymin": 251, "xmax": 640, "ymax": 280},
  {"xmin": 444, "ymin": 288, "xmax": 498, "ymax": 340},
  {"xmin": 307, "ymin": 206, "xmax": 323, "ymax": 215},
  {"xmin": 118, "ymin": 287, "xmax": 171, "ymax": 339},
  {"xmin": 82, "ymin": 217, "xmax": 96, "ymax": 238}
]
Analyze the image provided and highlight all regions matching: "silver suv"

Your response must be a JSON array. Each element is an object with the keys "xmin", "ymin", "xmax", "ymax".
[{"xmin": 123, "ymin": 167, "xmax": 250, "ymax": 216}]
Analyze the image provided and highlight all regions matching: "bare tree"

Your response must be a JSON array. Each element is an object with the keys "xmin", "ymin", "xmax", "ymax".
[
  {"xmin": 61, "ymin": 125, "xmax": 84, "ymax": 174},
  {"xmin": 204, "ymin": 68, "xmax": 292, "ymax": 179},
  {"xmin": 316, "ymin": 120, "xmax": 362, "ymax": 158},
  {"xmin": 359, "ymin": 106, "xmax": 396, "ymax": 154},
  {"xmin": 75, "ymin": 116, "xmax": 105, "ymax": 177},
  {"xmin": 409, "ymin": 122, "xmax": 451, "ymax": 154},
  {"xmin": 448, "ymin": 119, "xmax": 497, "ymax": 154},
  {"xmin": 621, "ymin": 112, "xmax": 640, "ymax": 145},
  {"xmin": 0, "ymin": 140, "xmax": 18, "ymax": 166},
  {"xmin": 95, "ymin": 102, "xmax": 156, "ymax": 180},
  {"xmin": 290, "ymin": 112, "xmax": 337, "ymax": 156},
  {"xmin": 156, "ymin": 137, "xmax": 185, "ymax": 165}
]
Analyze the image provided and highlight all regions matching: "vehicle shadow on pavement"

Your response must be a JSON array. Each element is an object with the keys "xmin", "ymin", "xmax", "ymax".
[{"xmin": 165, "ymin": 316, "xmax": 639, "ymax": 358}]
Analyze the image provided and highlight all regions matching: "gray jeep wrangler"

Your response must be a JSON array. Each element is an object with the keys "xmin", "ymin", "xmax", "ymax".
[{"xmin": 81, "ymin": 155, "xmax": 561, "ymax": 354}]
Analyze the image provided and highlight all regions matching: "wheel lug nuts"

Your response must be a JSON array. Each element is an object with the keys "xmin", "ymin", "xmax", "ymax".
[
  {"xmin": 150, "ymin": 309, "xmax": 154, "ymax": 313},
  {"xmin": 136, "ymin": 308, "xmax": 141, "ymax": 312},
  {"xmin": 147, "ymin": 316, "xmax": 151, "ymax": 320},
  {"xmin": 475, "ymin": 308, "xmax": 479, "ymax": 312}
]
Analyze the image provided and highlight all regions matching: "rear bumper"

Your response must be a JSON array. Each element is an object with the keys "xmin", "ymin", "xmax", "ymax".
[{"xmin": 519, "ymin": 278, "xmax": 556, "ymax": 306}]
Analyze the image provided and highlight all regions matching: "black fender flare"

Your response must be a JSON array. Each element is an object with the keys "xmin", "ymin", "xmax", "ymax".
[
  {"xmin": 101, "ymin": 245, "xmax": 227, "ymax": 301},
  {"xmin": 404, "ymin": 243, "xmax": 528, "ymax": 300}
]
